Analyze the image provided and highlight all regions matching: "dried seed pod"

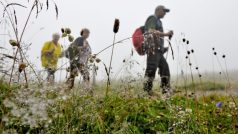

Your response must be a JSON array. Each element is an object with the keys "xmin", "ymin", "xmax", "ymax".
[
  {"xmin": 222, "ymin": 55, "xmax": 226, "ymax": 58},
  {"xmin": 212, "ymin": 47, "xmax": 215, "ymax": 51},
  {"xmin": 199, "ymin": 74, "xmax": 202, "ymax": 78},
  {"xmin": 9, "ymin": 40, "xmax": 18, "ymax": 47},
  {"xmin": 19, "ymin": 63, "xmax": 27, "ymax": 73},
  {"xmin": 68, "ymin": 35, "xmax": 74, "ymax": 42},
  {"xmin": 62, "ymin": 33, "xmax": 67, "ymax": 38},
  {"xmin": 214, "ymin": 52, "xmax": 217, "ymax": 55},
  {"xmin": 185, "ymin": 56, "xmax": 188, "ymax": 59},
  {"xmin": 113, "ymin": 19, "xmax": 120, "ymax": 33},
  {"xmin": 65, "ymin": 28, "xmax": 71, "ymax": 34},
  {"xmin": 91, "ymin": 54, "xmax": 96, "ymax": 59},
  {"xmin": 95, "ymin": 58, "xmax": 101, "ymax": 63},
  {"xmin": 189, "ymin": 63, "xmax": 192, "ymax": 66},
  {"xmin": 89, "ymin": 58, "xmax": 94, "ymax": 63},
  {"xmin": 191, "ymin": 49, "xmax": 194, "ymax": 53},
  {"xmin": 196, "ymin": 67, "xmax": 199, "ymax": 70},
  {"xmin": 123, "ymin": 59, "xmax": 126, "ymax": 63}
]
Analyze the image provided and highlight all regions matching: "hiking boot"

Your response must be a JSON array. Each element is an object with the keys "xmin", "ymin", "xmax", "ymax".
[{"xmin": 147, "ymin": 90, "xmax": 158, "ymax": 96}]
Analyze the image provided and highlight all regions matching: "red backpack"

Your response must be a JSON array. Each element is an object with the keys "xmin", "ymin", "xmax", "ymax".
[{"xmin": 132, "ymin": 26, "xmax": 146, "ymax": 55}]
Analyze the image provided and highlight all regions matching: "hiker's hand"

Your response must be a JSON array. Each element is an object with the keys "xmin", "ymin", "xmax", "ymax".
[
  {"xmin": 163, "ymin": 47, "xmax": 169, "ymax": 54},
  {"xmin": 166, "ymin": 30, "xmax": 173, "ymax": 38},
  {"xmin": 45, "ymin": 51, "xmax": 53, "ymax": 57}
]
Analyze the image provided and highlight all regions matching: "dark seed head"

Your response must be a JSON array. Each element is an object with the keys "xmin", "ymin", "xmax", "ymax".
[
  {"xmin": 214, "ymin": 52, "xmax": 217, "ymax": 55},
  {"xmin": 219, "ymin": 72, "xmax": 222, "ymax": 75},
  {"xmin": 189, "ymin": 63, "xmax": 192, "ymax": 66},
  {"xmin": 212, "ymin": 47, "xmax": 215, "ymax": 51},
  {"xmin": 196, "ymin": 67, "xmax": 199, "ymax": 70},
  {"xmin": 113, "ymin": 19, "xmax": 120, "ymax": 33},
  {"xmin": 182, "ymin": 38, "xmax": 186, "ymax": 42},
  {"xmin": 185, "ymin": 56, "xmax": 188, "ymax": 59},
  {"xmin": 186, "ymin": 40, "xmax": 189, "ymax": 45},
  {"xmin": 61, "ymin": 28, "xmax": 65, "ymax": 33},
  {"xmin": 222, "ymin": 55, "xmax": 226, "ymax": 58},
  {"xmin": 199, "ymin": 74, "xmax": 202, "ymax": 78},
  {"xmin": 191, "ymin": 49, "xmax": 194, "ymax": 53},
  {"xmin": 187, "ymin": 51, "xmax": 191, "ymax": 55}
]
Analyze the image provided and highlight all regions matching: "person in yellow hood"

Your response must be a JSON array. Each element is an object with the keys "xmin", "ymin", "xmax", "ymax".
[{"xmin": 41, "ymin": 33, "xmax": 62, "ymax": 82}]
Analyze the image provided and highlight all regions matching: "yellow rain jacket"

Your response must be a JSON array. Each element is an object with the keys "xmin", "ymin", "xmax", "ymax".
[{"xmin": 41, "ymin": 41, "xmax": 62, "ymax": 69}]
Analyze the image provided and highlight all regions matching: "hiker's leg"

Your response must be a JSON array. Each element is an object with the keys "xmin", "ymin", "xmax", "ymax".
[
  {"xmin": 49, "ymin": 69, "xmax": 56, "ymax": 82},
  {"xmin": 158, "ymin": 54, "xmax": 171, "ymax": 93},
  {"xmin": 80, "ymin": 64, "xmax": 90, "ymax": 90},
  {"xmin": 144, "ymin": 53, "xmax": 158, "ymax": 92},
  {"xmin": 67, "ymin": 62, "xmax": 77, "ymax": 89}
]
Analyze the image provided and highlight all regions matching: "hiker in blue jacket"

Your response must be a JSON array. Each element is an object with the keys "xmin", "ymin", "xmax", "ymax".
[
  {"xmin": 66, "ymin": 28, "xmax": 91, "ymax": 89},
  {"xmin": 143, "ymin": 5, "xmax": 174, "ymax": 96}
]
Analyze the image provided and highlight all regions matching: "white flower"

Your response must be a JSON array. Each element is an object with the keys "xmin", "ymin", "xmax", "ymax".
[
  {"xmin": 62, "ymin": 95, "xmax": 67, "ymax": 100},
  {"xmin": 2, "ymin": 116, "xmax": 9, "ymax": 123},
  {"xmin": 185, "ymin": 108, "xmax": 192, "ymax": 113},
  {"xmin": 3, "ymin": 99, "xmax": 16, "ymax": 108},
  {"xmin": 228, "ymin": 102, "xmax": 236, "ymax": 109}
]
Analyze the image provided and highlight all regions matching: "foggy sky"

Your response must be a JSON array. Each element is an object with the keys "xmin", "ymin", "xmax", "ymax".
[{"xmin": 1, "ymin": 0, "xmax": 238, "ymax": 80}]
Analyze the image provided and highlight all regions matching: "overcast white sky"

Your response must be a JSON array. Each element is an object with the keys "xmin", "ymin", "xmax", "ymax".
[{"xmin": 1, "ymin": 0, "xmax": 238, "ymax": 80}]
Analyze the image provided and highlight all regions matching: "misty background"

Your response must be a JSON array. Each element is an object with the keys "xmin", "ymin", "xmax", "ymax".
[{"xmin": 1, "ymin": 0, "xmax": 238, "ymax": 81}]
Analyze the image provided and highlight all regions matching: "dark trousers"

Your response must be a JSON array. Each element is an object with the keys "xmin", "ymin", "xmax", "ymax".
[
  {"xmin": 67, "ymin": 60, "xmax": 90, "ymax": 89},
  {"xmin": 143, "ymin": 50, "xmax": 170, "ymax": 92},
  {"xmin": 46, "ymin": 68, "xmax": 56, "ymax": 81}
]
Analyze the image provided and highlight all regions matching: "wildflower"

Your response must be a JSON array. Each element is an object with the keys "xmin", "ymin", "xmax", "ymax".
[
  {"xmin": 185, "ymin": 108, "xmax": 192, "ymax": 113},
  {"xmin": 178, "ymin": 110, "xmax": 185, "ymax": 115},
  {"xmin": 3, "ymin": 99, "xmax": 16, "ymax": 108},
  {"xmin": 216, "ymin": 102, "xmax": 222, "ymax": 108},
  {"xmin": 228, "ymin": 102, "xmax": 236, "ymax": 109},
  {"xmin": 9, "ymin": 39, "xmax": 18, "ymax": 47},
  {"xmin": 113, "ymin": 19, "xmax": 120, "ymax": 33},
  {"xmin": 62, "ymin": 96, "xmax": 67, "ymax": 100}
]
